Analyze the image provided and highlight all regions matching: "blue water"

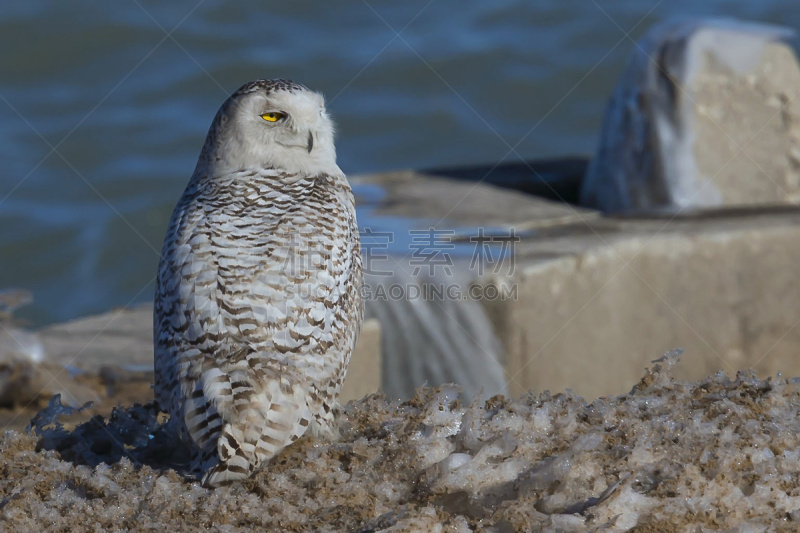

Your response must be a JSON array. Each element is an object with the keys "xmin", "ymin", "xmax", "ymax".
[{"xmin": 1, "ymin": 1, "xmax": 799, "ymax": 325}]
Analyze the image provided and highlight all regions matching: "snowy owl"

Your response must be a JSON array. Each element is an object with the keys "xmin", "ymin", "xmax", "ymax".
[{"xmin": 154, "ymin": 79, "xmax": 363, "ymax": 487}]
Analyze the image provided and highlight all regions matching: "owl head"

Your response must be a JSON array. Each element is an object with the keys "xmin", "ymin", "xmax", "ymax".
[{"xmin": 196, "ymin": 79, "xmax": 340, "ymax": 177}]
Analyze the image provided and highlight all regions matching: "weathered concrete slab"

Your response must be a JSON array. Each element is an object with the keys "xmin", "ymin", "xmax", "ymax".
[
  {"xmin": 340, "ymin": 319, "xmax": 381, "ymax": 403},
  {"xmin": 350, "ymin": 170, "xmax": 592, "ymax": 399},
  {"xmin": 39, "ymin": 303, "xmax": 155, "ymax": 371},
  {"xmin": 480, "ymin": 207, "xmax": 800, "ymax": 399},
  {"xmin": 352, "ymin": 171, "xmax": 598, "ymax": 231},
  {"xmin": 351, "ymin": 165, "xmax": 800, "ymax": 401}
]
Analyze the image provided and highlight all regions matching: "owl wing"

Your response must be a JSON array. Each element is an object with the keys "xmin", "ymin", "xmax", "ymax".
[
  {"xmin": 156, "ymin": 172, "xmax": 343, "ymax": 485},
  {"xmin": 153, "ymin": 173, "xmax": 296, "ymax": 433},
  {"xmin": 198, "ymin": 177, "xmax": 362, "ymax": 486}
]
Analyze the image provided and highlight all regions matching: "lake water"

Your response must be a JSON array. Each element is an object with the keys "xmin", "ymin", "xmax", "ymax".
[{"xmin": 1, "ymin": 1, "xmax": 799, "ymax": 326}]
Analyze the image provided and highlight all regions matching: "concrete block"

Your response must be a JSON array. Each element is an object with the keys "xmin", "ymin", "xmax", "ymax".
[
  {"xmin": 582, "ymin": 19, "xmax": 800, "ymax": 212},
  {"xmin": 483, "ymin": 209, "xmax": 800, "ymax": 399},
  {"xmin": 341, "ymin": 319, "xmax": 381, "ymax": 402}
]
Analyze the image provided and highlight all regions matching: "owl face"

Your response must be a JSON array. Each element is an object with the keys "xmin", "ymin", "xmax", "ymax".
[{"xmin": 202, "ymin": 80, "xmax": 340, "ymax": 177}]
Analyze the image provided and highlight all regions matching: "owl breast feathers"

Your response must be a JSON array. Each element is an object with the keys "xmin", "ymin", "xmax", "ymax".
[{"xmin": 153, "ymin": 79, "xmax": 363, "ymax": 487}]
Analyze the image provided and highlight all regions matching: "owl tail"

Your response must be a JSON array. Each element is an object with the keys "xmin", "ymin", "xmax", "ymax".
[
  {"xmin": 200, "ymin": 425, "xmax": 255, "ymax": 487},
  {"xmin": 200, "ymin": 370, "xmax": 313, "ymax": 488}
]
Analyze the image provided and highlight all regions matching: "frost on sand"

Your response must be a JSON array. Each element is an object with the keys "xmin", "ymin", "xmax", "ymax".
[{"xmin": 3, "ymin": 350, "xmax": 800, "ymax": 531}]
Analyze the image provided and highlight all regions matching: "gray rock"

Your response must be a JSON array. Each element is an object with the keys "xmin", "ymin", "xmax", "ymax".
[{"xmin": 581, "ymin": 18, "xmax": 800, "ymax": 213}]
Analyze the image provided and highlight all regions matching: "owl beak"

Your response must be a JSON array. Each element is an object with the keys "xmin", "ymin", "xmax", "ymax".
[{"xmin": 306, "ymin": 131, "xmax": 314, "ymax": 153}]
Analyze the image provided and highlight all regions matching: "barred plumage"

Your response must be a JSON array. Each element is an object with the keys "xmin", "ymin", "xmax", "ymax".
[{"xmin": 154, "ymin": 79, "xmax": 363, "ymax": 487}]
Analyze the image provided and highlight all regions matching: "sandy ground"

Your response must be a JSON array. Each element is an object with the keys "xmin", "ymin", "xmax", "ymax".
[{"xmin": 2, "ymin": 353, "xmax": 800, "ymax": 532}]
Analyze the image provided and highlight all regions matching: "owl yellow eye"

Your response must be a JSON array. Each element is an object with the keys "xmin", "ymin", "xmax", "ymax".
[{"xmin": 261, "ymin": 112, "xmax": 285, "ymax": 122}]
